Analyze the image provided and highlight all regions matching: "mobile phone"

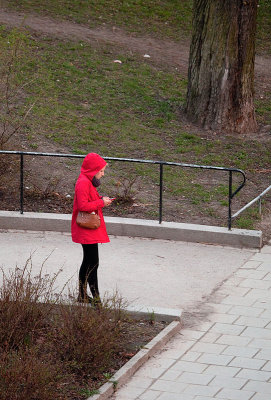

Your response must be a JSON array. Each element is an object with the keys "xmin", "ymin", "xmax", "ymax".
[{"xmin": 109, "ymin": 197, "xmax": 116, "ymax": 200}]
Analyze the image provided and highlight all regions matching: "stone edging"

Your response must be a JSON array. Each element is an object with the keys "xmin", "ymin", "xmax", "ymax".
[{"xmin": 89, "ymin": 320, "xmax": 182, "ymax": 400}]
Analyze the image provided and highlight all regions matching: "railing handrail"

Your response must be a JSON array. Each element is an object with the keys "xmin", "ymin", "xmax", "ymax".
[
  {"xmin": 0, "ymin": 149, "xmax": 245, "ymax": 170},
  {"xmin": 0, "ymin": 150, "xmax": 246, "ymax": 229},
  {"xmin": 232, "ymin": 184, "xmax": 271, "ymax": 220}
]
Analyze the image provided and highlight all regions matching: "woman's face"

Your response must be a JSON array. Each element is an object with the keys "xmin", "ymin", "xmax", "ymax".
[{"xmin": 95, "ymin": 165, "xmax": 106, "ymax": 180}]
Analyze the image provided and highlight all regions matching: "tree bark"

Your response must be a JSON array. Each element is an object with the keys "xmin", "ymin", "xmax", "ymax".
[{"xmin": 185, "ymin": 0, "xmax": 258, "ymax": 134}]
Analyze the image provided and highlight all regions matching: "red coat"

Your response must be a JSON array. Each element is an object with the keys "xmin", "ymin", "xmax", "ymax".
[{"xmin": 71, "ymin": 153, "xmax": 110, "ymax": 244}]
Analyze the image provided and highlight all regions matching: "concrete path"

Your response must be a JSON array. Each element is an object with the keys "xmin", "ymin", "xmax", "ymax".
[
  {"xmin": 0, "ymin": 229, "xmax": 254, "ymax": 309},
  {"xmin": 111, "ymin": 244, "xmax": 271, "ymax": 400}
]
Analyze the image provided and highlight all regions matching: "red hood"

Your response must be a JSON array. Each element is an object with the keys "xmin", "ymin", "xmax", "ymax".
[{"xmin": 80, "ymin": 153, "xmax": 107, "ymax": 180}]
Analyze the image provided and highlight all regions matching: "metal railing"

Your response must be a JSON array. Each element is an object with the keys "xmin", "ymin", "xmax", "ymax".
[
  {"xmin": 0, "ymin": 150, "xmax": 247, "ymax": 229},
  {"xmin": 232, "ymin": 184, "xmax": 271, "ymax": 221}
]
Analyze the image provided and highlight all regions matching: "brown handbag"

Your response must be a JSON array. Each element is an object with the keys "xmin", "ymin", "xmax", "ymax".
[{"xmin": 76, "ymin": 211, "xmax": 101, "ymax": 229}]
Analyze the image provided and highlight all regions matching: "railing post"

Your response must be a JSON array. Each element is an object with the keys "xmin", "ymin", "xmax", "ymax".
[
  {"xmin": 20, "ymin": 153, "xmax": 24, "ymax": 214},
  {"xmin": 159, "ymin": 163, "xmax": 163, "ymax": 224},
  {"xmin": 228, "ymin": 170, "xmax": 232, "ymax": 230}
]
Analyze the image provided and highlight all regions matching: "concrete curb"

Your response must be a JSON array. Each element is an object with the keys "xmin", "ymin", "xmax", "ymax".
[
  {"xmin": 126, "ymin": 304, "xmax": 182, "ymax": 323},
  {"xmin": 89, "ymin": 319, "xmax": 182, "ymax": 400},
  {"xmin": 0, "ymin": 211, "xmax": 262, "ymax": 248}
]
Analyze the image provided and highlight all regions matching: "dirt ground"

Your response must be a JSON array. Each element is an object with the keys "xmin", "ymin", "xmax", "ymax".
[{"xmin": 0, "ymin": 8, "xmax": 270, "ymax": 243}]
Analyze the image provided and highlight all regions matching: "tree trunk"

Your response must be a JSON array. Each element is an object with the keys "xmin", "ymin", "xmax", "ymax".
[{"xmin": 185, "ymin": 0, "xmax": 258, "ymax": 134}]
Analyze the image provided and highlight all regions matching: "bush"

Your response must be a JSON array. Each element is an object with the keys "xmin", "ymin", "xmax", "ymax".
[
  {"xmin": 0, "ymin": 348, "xmax": 65, "ymax": 400},
  {"xmin": 0, "ymin": 261, "xmax": 128, "ymax": 399},
  {"xmin": 48, "ymin": 302, "xmax": 124, "ymax": 376},
  {"xmin": 0, "ymin": 259, "xmax": 60, "ymax": 351}
]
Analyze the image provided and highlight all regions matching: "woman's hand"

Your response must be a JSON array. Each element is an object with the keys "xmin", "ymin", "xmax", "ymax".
[{"xmin": 102, "ymin": 196, "xmax": 113, "ymax": 207}]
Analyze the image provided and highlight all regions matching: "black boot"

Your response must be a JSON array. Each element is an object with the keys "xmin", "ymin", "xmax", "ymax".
[{"xmin": 78, "ymin": 280, "xmax": 93, "ymax": 304}]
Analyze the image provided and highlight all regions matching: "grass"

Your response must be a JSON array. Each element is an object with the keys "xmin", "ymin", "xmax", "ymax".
[
  {"xmin": 0, "ymin": 30, "xmax": 186, "ymax": 158},
  {"xmin": 2, "ymin": 0, "xmax": 271, "ymax": 54},
  {"xmin": 0, "ymin": 4, "xmax": 270, "ymax": 231},
  {"xmin": 234, "ymin": 205, "xmax": 262, "ymax": 230},
  {"xmin": 2, "ymin": 0, "xmax": 193, "ymax": 40}
]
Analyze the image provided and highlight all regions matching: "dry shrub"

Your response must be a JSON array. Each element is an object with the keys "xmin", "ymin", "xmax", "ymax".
[
  {"xmin": 0, "ymin": 258, "xmax": 61, "ymax": 351},
  {"xmin": 0, "ymin": 260, "xmax": 128, "ymax": 399},
  {"xmin": 0, "ymin": 348, "xmax": 65, "ymax": 400},
  {"xmin": 48, "ymin": 294, "xmax": 127, "ymax": 377}
]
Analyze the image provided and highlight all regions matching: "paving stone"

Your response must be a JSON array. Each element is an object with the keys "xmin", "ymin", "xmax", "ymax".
[
  {"xmin": 108, "ymin": 245, "xmax": 271, "ymax": 400},
  {"xmin": 181, "ymin": 351, "xmax": 201, "ymax": 362},
  {"xmin": 222, "ymin": 345, "xmax": 259, "ymax": 358},
  {"xmin": 221, "ymin": 296, "xmax": 255, "ymax": 306},
  {"xmin": 234, "ymin": 270, "xmax": 254, "ymax": 278},
  {"xmin": 236, "ymin": 368, "xmax": 271, "ymax": 381},
  {"xmin": 128, "ymin": 376, "xmax": 154, "ymax": 389},
  {"xmin": 207, "ymin": 313, "xmax": 239, "ymax": 324},
  {"xmin": 208, "ymin": 375, "xmax": 247, "ymax": 390},
  {"xmin": 197, "ymin": 353, "xmax": 234, "ymax": 366},
  {"xmin": 229, "ymin": 356, "xmax": 266, "ymax": 370},
  {"xmin": 240, "ymin": 327, "xmax": 271, "ymax": 339},
  {"xmin": 133, "ymin": 366, "xmax": 166, "ymax": 379},
  {"xmin": 161, "ymin": 347, "xmax": 195, "ymax": 360},
  {"xmin": 243, "ymin": 380, "xmax": 271, "ymax": 394},
  {"xmin": 245, "ymin": 289, "xmax": 271, "ymax": 301},
  {"xmin": 182, "ymin": 383, "xmax": 220, "ymax": 397},
  {"xmin": 113, "ymin": 385, "xmax": 145, "ymax": 398},
  {"xmin": 171, "ymin": 361, "xmax": 208, "ymax": 373},
  {"xmin": 262, "ymin": 361, "xmax": 271, "ymax": 371},
  {"xmin": 259, "ymin": 246, "xmax": 271, "ymax": 254},
  {"xmin": 216, "ymin": 334, "xmax": 251, "ymax": 347},
  {"xmin": 240, "ymin": 260, "xmax": 262, "ymax": 269},
  {"xmin": 220, "ymin": 286, "xmax": 251, "ymax": 296},
  {"xmin": 191, "ymin": 342, "xmax": 227, "ymax": 355},
  {"xmin": 210, "ymin": 322, "xmax": 245, "ymax": 336},
  {"xmin": 254, "ymin": 349, "xmax": 271, "ymax": 361},
  {"xmin": 149, "ymin": 379, "xmax": 187, "ymax": 393},
  {"xmin": 159, "ymin": 370, "xmax": 181, "ymax": 381},
  {"xmin": 197, "ymin": 321, "xmax": 216, "ymax": 332},
  {"xmin": 201, "ymin": 332, "xmax": 222, "ymax": 343},
  {"xmin": 260, "ymin": 309, "xmax": 271, "ymax": 318},
  {"xmin": 253, "ymin": 300, "xmax": 271, "ymax": 309},
  {"xmin": 263, "ymin": 273, "xmax": 271, "ymax": 281},
  {"xmin": 257, "ymin": 261, "xmax": 271, "ymax": 271},
  {"xmin": 158, "ymin": 393, "xmax": 194, "ymax": 400},
  {"xmin": 247, "ymin": 270, "xmax": 269, "ymax": 280},
  {"xmin": 248, "ymin": 338, "xmax": 271, "ymax": 349},
  {"xmin": 228, "ymin": 305, "xmax": 264, "ymax": 317},
  {"xmin": 239, "ymin": 279, "xmax": 271, "ymax": 290},
  {"xmin": 215, "ymin": 388, "xmax": 255, "ymax": 400},
  {"xmin": 205, "ymin": 302, "xmax": 234, "ymax": 314},
  {"xmin": 177, "ymin": 371, "xmax": 214, "ymax": 385},
  {"xmin": 194, "ymin": 397, "xmax": 216, "ymax": 400},
  {"xmin": 251, "ymin": 394, "xmax": 271, "ymax": 400},
  {"xmin": 179, "ymin": 329, "xmax": 206, "ymax": 340},
  {"xmin": 165, "ymin": 338, "xmax": 195, "ymax": 350},
  {"xmin": 250, "ymin": 253, "xmax": 271, "ymax": 263},
  {"xmin": 234, "ymin": 316, "xmax": 270, "ymax": 328},
  {"xmin": 138, "ymin": 390, "xmax": 161, "ymax": 400},
  {"xmin": 204, "ymin": 365, "xmax": 241, "ymax": 377},
  {"xmin": 146, "ymin": 357, "xmax": 175, "ymax": 369}
]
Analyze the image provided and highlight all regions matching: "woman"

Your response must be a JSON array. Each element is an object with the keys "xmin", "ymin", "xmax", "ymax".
[{"xmin": 71, "ymin": 153, "xmax": 113, "ymax": 305}]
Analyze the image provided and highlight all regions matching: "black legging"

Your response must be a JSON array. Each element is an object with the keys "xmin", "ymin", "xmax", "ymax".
[{"xmin": 79, "ymin": 243, "xmax": 100, "ymax": 299}]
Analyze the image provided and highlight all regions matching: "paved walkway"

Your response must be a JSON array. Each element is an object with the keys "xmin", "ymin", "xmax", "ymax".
[
  {"xmin": 0, "ymin": 229, "xmax": 271, "ymax": 400},
  {"xmin": 0, "ymin": 230, "xmax": 254, "ymax": 310},
  {"xmin": 111, "ymin": 244, "xmax": 271, "ymax": 400}
]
